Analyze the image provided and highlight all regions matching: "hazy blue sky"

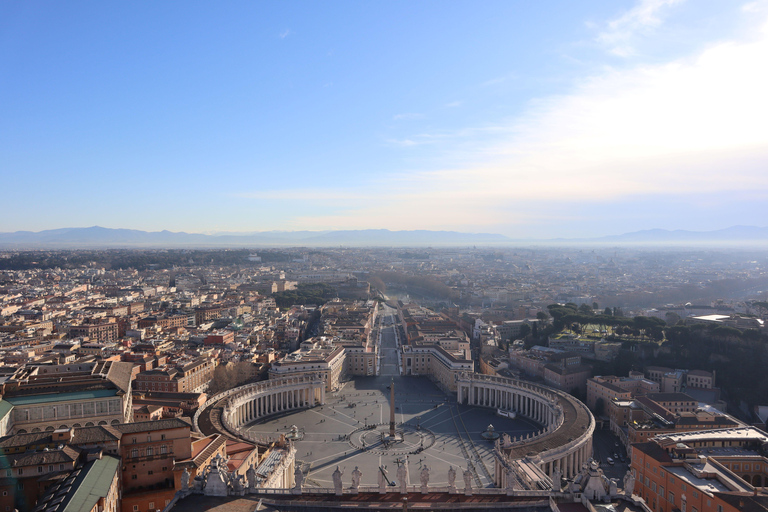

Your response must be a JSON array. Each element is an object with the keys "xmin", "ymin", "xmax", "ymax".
[{"xmin": 1, "ymin": 1, "xmax": 767, "ymax": 238}]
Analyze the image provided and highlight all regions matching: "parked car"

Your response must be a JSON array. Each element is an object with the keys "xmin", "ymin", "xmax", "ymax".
[{"xmin": 607, "ymin": 457, "xmax": 614, "ymax": 465}]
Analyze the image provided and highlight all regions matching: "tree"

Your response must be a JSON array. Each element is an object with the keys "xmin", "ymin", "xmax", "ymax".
[
  {"xmin": 518, "ymin": 324, "xmax": 531, "ymax": 339},
  {"xmin": 665, "ymin": 312, "xmax": 682, "ymax": 326},
  {"xmin": 207, "ymin": 361, "xmax": 256, "ymax": 394},
  {"xmin": 604, "ymin": 307, "xmax": 613, "ymax": 316}
]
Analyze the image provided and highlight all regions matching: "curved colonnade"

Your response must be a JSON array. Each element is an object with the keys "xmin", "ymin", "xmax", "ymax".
[
  {"xmin": 456, "ymin": 373, "xmax": 594, "ymax": 484},
  {"xmin": 223, "ymin": 374, "xmax": 326, "ymax": 429}
]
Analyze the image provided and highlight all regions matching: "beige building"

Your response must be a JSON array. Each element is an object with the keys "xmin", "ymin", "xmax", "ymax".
[
  {"xmin": 269, "ymin": 338, "xmax": 346, "ymax": 392},
  {"xmin": 0, "ymin": 361, "xmax": 134, "ymax": 434},
  {"xmin": 401, "ymin": 344, "xmax": 473, "ymax": 393}
]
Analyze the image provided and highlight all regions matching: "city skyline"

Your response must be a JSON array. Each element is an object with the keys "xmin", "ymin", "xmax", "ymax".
[{"xmin": 2, "ymin": 1, "xmax": 767, "ymax": 238}]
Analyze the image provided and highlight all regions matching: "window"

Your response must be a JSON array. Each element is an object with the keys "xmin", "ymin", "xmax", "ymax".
[
  {"xmin": 161, "ymin": 434, "xmax": 166, "ymax": 440},
  {"xmin": 17, "ymin": 468, "xmax": 22, "ymax": 475},
  {"xmin": 148, "ymin": 503, "xmax": 154, "ymax": 510},
  {"xmin": 669, "ymin": 491, "xmax": 675, "ymax": 505},
  {"xmin": 48, "ymin": 465, "xmax": 53, "ymax": 472},
  {"xmin": 146, "ymin": 447, "xmax": 154, "ymax": 456},
  {"xmin": 131, "ymin": 449, "xmax": 138, "ymax": 458},
  {"xmin": 148, "ymin": 470, "xmax": 154, "ymax": 475},
  {"xmin": 38, "ymin": 466, "xmax": 43, "ymax": 473},
  {"xmin": 59, "ymin": 464, "xmax": 64, "ymax": 471},
  {"xmin": 161, "ymin": 445, "xmax": 167, "ymax": 454},
  {"xmin": 131, "ymin": 474, "xmax": 137, "ymax": 480},
  {"xmin": 133, "ymin": 506, "xmax": 139, "ymax": 512},
  {"xmin": 132, "ymin": 437, "xmax": 137, "ymax": 444}
]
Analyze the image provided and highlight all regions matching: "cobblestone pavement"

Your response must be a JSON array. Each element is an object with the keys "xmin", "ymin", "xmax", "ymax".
[{"xmin": 244, "ymin": 375, "xmax": 540, "ymax": 489}]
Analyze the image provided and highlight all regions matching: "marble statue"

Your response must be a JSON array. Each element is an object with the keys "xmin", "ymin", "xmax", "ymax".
[
  {"xmin": 352, "ymin": 466, "xmax": 362, "ymax": 491},
  {"xmin": 552, "ymin": 466, "xmax": 562, "ymax": 491},
  {"xmin": 232, "ymin": 475, "xmax": 245, "ymax": 495},
  {"xmin": 181, "ymin": 468, "xmax": 190, "ymax": 491},
  {"xmin": 419, "ymin": 466, "xmax": 429, "ymax": 493},
  {"xmin": 332, "ymin": 466, "xmax": 344, "ymax": 495},
  {"xmin": 247, "ymin": 464, "xmax": 257, "ymax": 490},
  {"xmin": 293, "ymin": 465, "xmax": 304, "ymax": 494},
  {"xmin": 623, "ymin": 470, "xmax": 635, "ymax": 496},
  {"xmin": 609, "ymin": 478, "xmax": 618, "ymax": 499},
  {"xmin": 193, "ymin": 475, "xmax": 203, "ymax": 492},
  {"xmin": 463, "ymin": 468, "xmax": 473, "ymax": 496},
  {"xmin": 397, "ymin": 464, "xmax": 408, "ymax": 494},
  {"xmin": 420, "ymin": 466, "xmax": 429, "ymax": 487}
]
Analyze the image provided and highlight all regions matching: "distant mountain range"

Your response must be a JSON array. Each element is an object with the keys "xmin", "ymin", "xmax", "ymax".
[{"xmin": 0, "ymin": 225, "xmax": 766, "ymax": 248}]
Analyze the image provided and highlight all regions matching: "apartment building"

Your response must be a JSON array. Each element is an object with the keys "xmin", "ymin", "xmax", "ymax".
[
  {"xmin": 269, "ymin": 339, "xmax": 346, "ymax": 392},
  {"xmin": 133, "ymin": 357, "xmax": 214, "ymax": 393},
  {"xmin": 401, "ymin": 344, "xmax": 473, "ymax": 393},
  {"xmin": 631, "ymin": 428, "xmax": 768, "ymax": 512}
]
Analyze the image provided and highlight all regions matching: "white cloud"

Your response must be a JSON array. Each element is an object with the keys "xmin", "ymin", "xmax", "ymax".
[
  {"xmin": 597, "ymin": 0, "xmax": 685, "ymax": 56},
  {"xmin": 279, "ymin": 29, "xmax": 291, "ymax": 39},
  {"xmin": 250, "ymin": 11, "xmax": 768, "ymax": 235},
  {"xmin": 393, "ymin": 113, "xmax": 424, "ymax": 120}
]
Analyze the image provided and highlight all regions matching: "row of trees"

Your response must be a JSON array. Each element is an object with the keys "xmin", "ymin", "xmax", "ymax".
[
  {"xmin": 271, "ymin": 283, "xmax": 337, "ymax": 309},
  {"xmin": 207, "ymin": 361, "xmax": 259, "ymax": 395},
  {"xmin": 539, "ymin": 302, "xmax": 768, "ymax": 409},
  {"xmin": 547, "ymin": 303, "xmax": 666, "ymax": 341}
]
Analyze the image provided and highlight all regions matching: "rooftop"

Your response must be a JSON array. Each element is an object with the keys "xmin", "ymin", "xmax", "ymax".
[{"xmin": 3, "ymin": 388, "xmax": 117, "ymax": 406}]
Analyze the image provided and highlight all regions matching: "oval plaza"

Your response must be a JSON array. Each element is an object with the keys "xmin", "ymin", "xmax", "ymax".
[{"xmin": 204, "ymin": 370, "xmax": 593, "ymax": 491}]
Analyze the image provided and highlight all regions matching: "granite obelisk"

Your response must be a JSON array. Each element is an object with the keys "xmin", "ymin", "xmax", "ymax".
[{"xmin": 389, "ymin": 379, "xmax": 396, "ymax": 437}]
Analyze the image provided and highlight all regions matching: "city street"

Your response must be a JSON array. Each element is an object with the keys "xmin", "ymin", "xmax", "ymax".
[
  {"xmin": 592, "ymin": 428, "xmax": 629, "ymax": 481},
  {"xmin": 378, "ymin": 306, "xmax": 401, "ymax": 377}
]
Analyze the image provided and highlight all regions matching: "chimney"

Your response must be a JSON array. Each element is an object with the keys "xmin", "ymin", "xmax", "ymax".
[{"xmin": 53, "ymin": 427, "xmax": 74, "ymax": 443}]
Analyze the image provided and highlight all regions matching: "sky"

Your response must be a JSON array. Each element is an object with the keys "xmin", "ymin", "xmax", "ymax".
[{"xmin": 1, "ymin": 0, "xmax": 767, "ymax": 239}]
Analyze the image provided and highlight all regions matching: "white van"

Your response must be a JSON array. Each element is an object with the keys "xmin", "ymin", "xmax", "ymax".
[{"xmin": 607, "ymin": 457, "xmax": 614, "ymax": 465}]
